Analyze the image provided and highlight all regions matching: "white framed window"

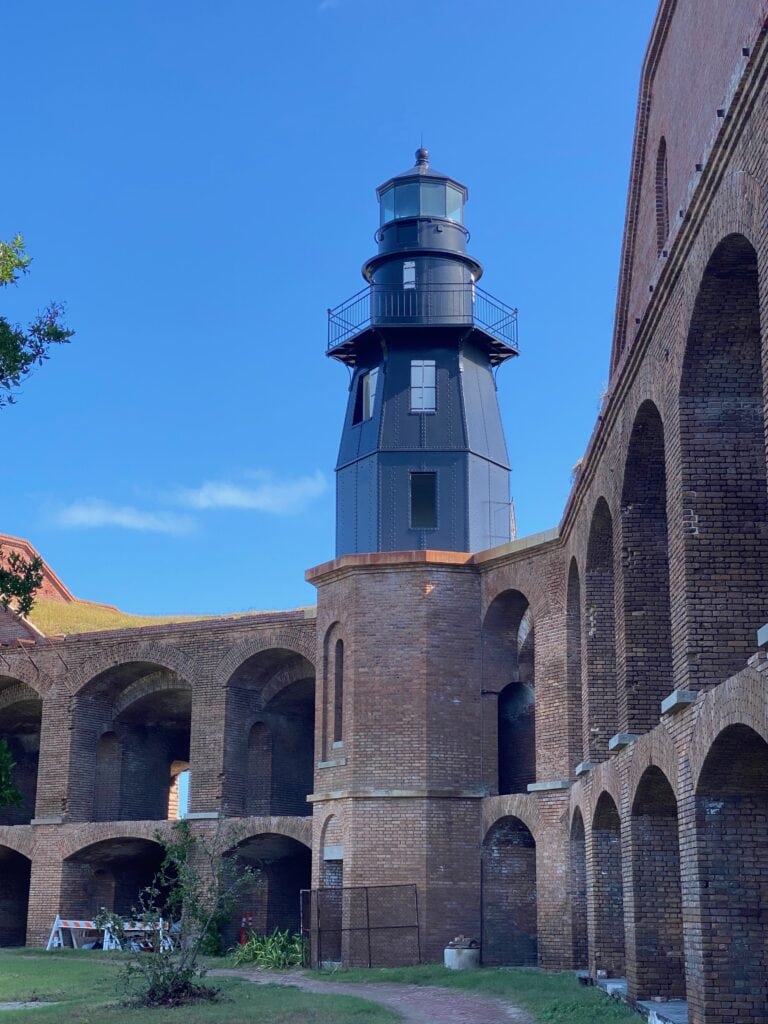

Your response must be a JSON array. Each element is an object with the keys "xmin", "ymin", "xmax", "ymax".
[
  {"xmin": 403, "ymin": 260, "xmax": 416, "ymax": 290},
  {"xmin": 352, "ymin": 366, "xmax": 379, "ymax": 424},
  {"xmin": 410, "ymin": 359, "xmax": 436, "ymax": 412}
]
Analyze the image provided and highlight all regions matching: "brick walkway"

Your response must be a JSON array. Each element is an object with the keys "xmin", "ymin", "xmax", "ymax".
[{"xmin": 213, "ymin": 967, "xmax": 533, "ymax": 1024}]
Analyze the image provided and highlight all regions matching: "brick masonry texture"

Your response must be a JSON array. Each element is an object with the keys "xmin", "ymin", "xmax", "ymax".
[{"xmin": 0, "ymin": 3, "xmax": 768, "ymax": 1022}]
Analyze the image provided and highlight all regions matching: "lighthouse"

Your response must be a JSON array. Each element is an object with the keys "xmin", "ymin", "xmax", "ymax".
[{"xmin": 328, "ymin": 149, "xmax": 518, "ymax": 556}]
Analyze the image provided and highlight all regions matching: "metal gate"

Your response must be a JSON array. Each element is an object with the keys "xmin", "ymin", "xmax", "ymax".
[{"xmin": 301, "ymin": 883, "xmax": 421, "ymax": 968}]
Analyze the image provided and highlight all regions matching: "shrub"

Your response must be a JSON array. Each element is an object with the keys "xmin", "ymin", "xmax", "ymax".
[{"xmin": 231, "ymin": 928, "xmax": 305, "ymax": 969}]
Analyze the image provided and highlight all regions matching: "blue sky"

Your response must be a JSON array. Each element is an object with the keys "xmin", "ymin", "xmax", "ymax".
[{"xmin": 1, "ymin": 1, "xmax": 657, "ymax": 616}]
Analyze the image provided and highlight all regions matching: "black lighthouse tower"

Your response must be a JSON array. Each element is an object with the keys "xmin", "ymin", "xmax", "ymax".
[{"xmin": 328, "ymin": 149, "xmax": 518, "ymax": 556}]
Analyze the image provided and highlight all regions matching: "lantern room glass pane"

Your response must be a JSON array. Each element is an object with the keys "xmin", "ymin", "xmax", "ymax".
[
  {"xmin": 380, "ymin": 186, "xmax": 395, "ymax": 225},
  {"xmin": 394, "ymin": 183, "xmax": 419, "ymax": 219},
  {"xmin": 446, "ymin": 185, "xmax": 463, "ymax": 223},
  {"xmin": 420, "ymin": 182, "xmax": 445, "ymax": 217}
]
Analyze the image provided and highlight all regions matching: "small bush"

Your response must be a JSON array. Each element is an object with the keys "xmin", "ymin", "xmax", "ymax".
[{"xmin": 232, "ymin": 929, "xmax": 305, "ymax": 969}]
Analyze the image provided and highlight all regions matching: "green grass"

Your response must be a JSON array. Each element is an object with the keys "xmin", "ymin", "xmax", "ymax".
[
  {"xmin": 0, "ymin": 949, "xmax": 396, "ymax": 1024},
  {"xmin": 306, "ymin": 964, "xmax": 638, "ymax": 1024},
  {"xmin": 27, "ymin": 598, "xmax": 316, "ymax": 636}
]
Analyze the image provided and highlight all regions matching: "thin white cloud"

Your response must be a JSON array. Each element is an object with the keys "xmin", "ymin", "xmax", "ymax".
[
  {"xmin": 178, "ymin": 470, "xmax": 327, "ymax": 515},
  {"xmin": 54, "ymin": 499, "xmax": 195, "ymax": 536},
  {"xmin": 318, "ymin": 0, "xmax": 339, "ymax": 11}
]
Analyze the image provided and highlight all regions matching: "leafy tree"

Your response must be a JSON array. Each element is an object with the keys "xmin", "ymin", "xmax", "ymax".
[
  {"xmin": 97, "ymin": 820, "xmax": 261, "ymax": 1007},
  {"xmin": 0, "ymin": 234, "xmax": 73, "ymax": 408},
  {"xmin": 0, "ymin": 547, "xmax": 44, "ymax": 618}
]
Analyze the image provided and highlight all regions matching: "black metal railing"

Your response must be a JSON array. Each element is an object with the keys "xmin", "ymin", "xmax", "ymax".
[{"xmin": 327, "ymin": 284, "xmax": 519, "ymax": 353}]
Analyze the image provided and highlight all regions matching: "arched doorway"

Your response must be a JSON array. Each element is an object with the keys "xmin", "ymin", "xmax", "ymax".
[
  {"xmin": 482, "ymin": 591, "xmax": 535, "ymax": 794},
  {"xmin": 629, "ymin": 768, "xmax": 685, "ymax": 1001},
  {"xmin": 570, "ymin": 809, "xmax": 588, "ymax": 969},
  {"xmin": 584, "ymin": 500, "xmax": 617, "ymax": 762},
  {"xmin": 222, "ymin": 649, "xmax": 315, "ymax": 817},
  {"xmin": 481, "ymin": 816, "xmax": 537, "ymax": 965},
  {"xmin": 620, "ymin": 401, "xmax": 672, "ymax": 732},
  {"xmin": 224, "ymin": 833, "xmax": 311, "ymax": 949},
  {"xmin": 0, "ymin": 680, "xmax": 41, "ymax": 826},
  {"xmin": 591, "ymin": 792, "xmax": 624, "ymax": 978},
  {"xmin": 61, "ymin": 837, "xmax": 168, "ymax": 920},
  {"xmin": 71, "ymin": 662, "xmax": 192, "ymax": 822},
  {"xmin": 0, "ymin": 846, "xmax": 31, "ymax": 945},
  {"xmin": 695, "ymin": 725, "xmax": 768, "ymax": 1023},
  {"xmin": 679, "ymin": 234, "xmax": 768, "ymax": 687}
]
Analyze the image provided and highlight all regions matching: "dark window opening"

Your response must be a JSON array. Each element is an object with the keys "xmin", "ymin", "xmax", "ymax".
[
  {"xmin": 410, "ymin": 472, "xmax": 437, "ymax": 529},
  {"xmin": 333, "ymin": 639, "xmax": 344, "ymax": 744}
]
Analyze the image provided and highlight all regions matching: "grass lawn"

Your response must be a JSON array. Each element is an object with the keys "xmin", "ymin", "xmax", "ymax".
[
  {"xmin": 0, "ymin": 949, "xmax": 396, "ymax": 1024},
  {"xmin": 306, "ymin": 964, "xmax": 639, "ymax": 1024}
]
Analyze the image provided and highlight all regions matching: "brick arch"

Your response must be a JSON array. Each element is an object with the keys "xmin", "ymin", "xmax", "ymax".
[
  {"xmin": 71, "ymin": 642, "xmax": 199, "ymax": 696},
  {"xmin": 113, "ymin": 672, "xmax": 191, "ymax": 717},
  {"xmin": 688, "ymin": 671, "xmax": 768, "ymax": 793},
  {"xmin": 677, "ymin": 169, "xmax": 764, "ymax": 332},
  {"xmin": 481, "ymin": 573, "xmax": 549, "ymax": 625},
  {"xmin": 590, "ymin": 786, "xmax": 625, "ymax": 978},
  {"xmin": 0, "ymin": 663, "xmax": 53, "ymax": 700},
  {"xmin": 0, "ymin": 826, "xmax": 35, "ymax": 860},
  {"xmin": 319, "ymin": 812, "xmax": 342, "ymax": 849},
  {"xmin": 0, "ymin": 680, "xmax": 41, "ymax": 713},
  {"xmin": 224, "ymin": 816, "xmax": 312, "ymax": 851},
  {"xmin": 261, "ymin": 659, "xmax": 316, "ymax": 708},
  {"xmin": 625, "ymin": 725, "xmax": 680, "ymax": 810},
  {"xmin": 481, "ymin": 809, "xmax": 538, "ymax": 966},
  {"xmin": 482, "ymin": 794, "xmax": 541, "ymax": 843},
  {"xmin": 60, "ymin": 820, "xmax": 169, "ymax": 860},
  {"xmin": 215, "ymin": 630, "xmax": 316, "ymax": 688}
]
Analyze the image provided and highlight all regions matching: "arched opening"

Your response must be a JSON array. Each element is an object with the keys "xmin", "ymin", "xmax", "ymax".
[
  {"xmin": 0, "ymin": 680, "xmax": 42, "ymax": 826},
  {"xmin": 570, "ymin": 809, "xmax": 588, "ymax": 969},
  {"xmin": 333, "ymin": 639, "xmax": 344, "ymax": 745},
  {"xmin": 481, "ymin": 816, "xmax": 537, "ymax": 965},
  {"xmin": 584, "ymin": 500, "xmax": 617, "ymax": 761},
  {"xmin": 695, "ymin": 725, "xmax": 768, "ymax": 1022},
  {"xmin": 0, "ymin": 846, "xmax": 31, "ymax": 945},
  {"xmin": 566, "ymin": 558, "xmax": 583, "ymax": 771},
  {"xmin": 655, "ymin": 137, "xmax": 669, "ymax": 255},
  {"xmin": 679, "ymin": 234, "xmax": 768, "ymax": 688},
  {"xmin": 482, "ymin": 591, "xmax": 535, "ymax": 794},
  {"xmin": 222, "ymin": 648, "xmax": 315, "ymax": 818},
  {"xmin": 629, "ymin": 767, "xmax": 685, "ymax": 1001},
  {"xmin": 71, "ymin": 662, "xmax": 192, "ymax": 823},
  {"xmin": 620, "ymin": 401, "xmax": 672, "ymax": 733},
  {"xmin": 61, "ymin": 837, "xmax": 168, "ymax": 920},
  {"xmin": 224, "ymin": 833, "xmax": 311, "ymax": 949},
  {"xmin": 591, "ymin": 792, "xmax": 624, "ymax": 978}
]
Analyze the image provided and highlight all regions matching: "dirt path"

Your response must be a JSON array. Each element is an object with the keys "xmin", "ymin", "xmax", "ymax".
[{"xmin": 213, "ymin": 967, "xmax": 533, "ymax": 1024}]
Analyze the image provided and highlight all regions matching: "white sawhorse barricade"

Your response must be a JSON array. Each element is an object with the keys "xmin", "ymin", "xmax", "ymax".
[{"xmin": 46, "ymin": 915, "xmax": 174, "ymax": 952}]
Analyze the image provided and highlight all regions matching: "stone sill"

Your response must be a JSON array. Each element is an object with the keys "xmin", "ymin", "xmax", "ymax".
[
  {"xmin": 660, "ymin": 690, "xmax": 697, "ymax": 715},
  {"xmin": 608, "ymin": 733, "xmax": 641, "ymax": 752}
]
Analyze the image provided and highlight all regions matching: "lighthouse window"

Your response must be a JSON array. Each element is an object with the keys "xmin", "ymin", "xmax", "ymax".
[
  {"xmin": 394, "ymin": 183, "xmax": 419, "ymax": 219},
  {"xmin": 380, "ymin": 185, "xmax": 395, "ymax": 225},
  {"xmin": 420, "ymin": 182, "xmax": 445, "ymax": 217},
  {"xmin": 352, "ymin": 367, "xmax": 379, "ymax": 424},
  {"xmin": 403, "ymin": 261, "xmax": 416, "ymax": 290},
  {"xmin": 410, "ymin": 472, "xmax": 437, "ymax": 529},
  {"xmin": 410, "ymin": 359, "xmax": 436, "ymax": 412},
  {"xmin": 446, "ymin": 185, "xmax": 463, "ymax": 223}
]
